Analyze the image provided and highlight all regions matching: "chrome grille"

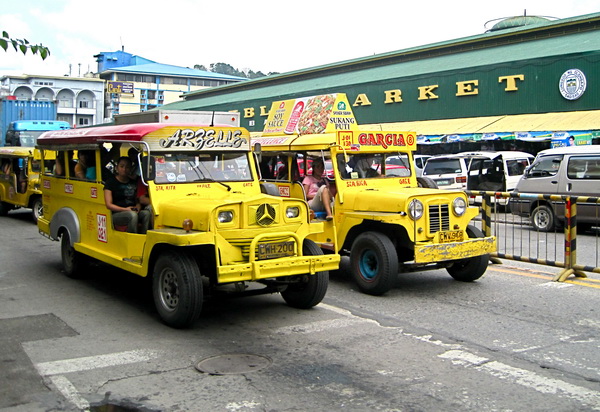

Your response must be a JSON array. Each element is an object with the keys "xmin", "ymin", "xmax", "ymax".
[{"xmin": 428, "ymin": 204, "xmax": 450, "ymax": 233}]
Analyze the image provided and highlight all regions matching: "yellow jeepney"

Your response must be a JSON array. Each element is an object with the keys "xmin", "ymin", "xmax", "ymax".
[
  {"xmin": 0, "ymin": 146, "xmax": 46, "ymax": 222},
  {"xmin": 254, "ymin": 94, "xmax": 496, "ymax": 295},
  {"xmin": 37, "ymin": 122, "xmax": 339, "ymax": 328}
]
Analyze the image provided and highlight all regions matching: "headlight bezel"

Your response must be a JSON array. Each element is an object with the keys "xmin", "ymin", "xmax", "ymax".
[
  {"xmin": 286, "ymin": 206, "xmax": 300, "ymax": 219},
  {"xmin": 408, "ymin": 199, "xmax": 424, "ymax": 220},
  {"xmin": 218, "ymin": 210, "xmax": 234, "ymax": 223},
  {"xmin": 452, "ymin": 197, "xmax": 467, "ymax": 217}
]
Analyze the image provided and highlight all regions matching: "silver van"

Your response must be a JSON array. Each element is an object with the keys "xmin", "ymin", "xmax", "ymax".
[{"xmin": 510, "ymin": 146, "xmax": 600, "ymax": 231}]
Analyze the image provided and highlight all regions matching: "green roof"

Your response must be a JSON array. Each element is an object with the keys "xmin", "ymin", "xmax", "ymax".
[{"xmin": 161, "ymin": 12, "xmax": 600, "ymax": 112}]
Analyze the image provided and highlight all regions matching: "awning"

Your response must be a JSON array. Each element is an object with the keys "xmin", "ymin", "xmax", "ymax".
[{"xmin": 359, "ymin": 110, "xmax": 600, "ymax": 135}]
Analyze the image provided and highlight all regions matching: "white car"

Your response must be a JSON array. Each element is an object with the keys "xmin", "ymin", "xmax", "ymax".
[{"xmin": 422, "ymin": 154, "xmax": 471, "ymax": 190}]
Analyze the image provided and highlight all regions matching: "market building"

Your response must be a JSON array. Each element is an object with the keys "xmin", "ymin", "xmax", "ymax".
[
  {"xmin": 160, "ymin": 12, "xmax": 600, "ymax": 154},
  {"xmin": 94, "ymin": 50, "xmax": 247, "ymax": 121}
]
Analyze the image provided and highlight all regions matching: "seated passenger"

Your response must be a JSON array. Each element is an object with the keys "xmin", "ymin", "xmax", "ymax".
[
  {"xmin": 74, "ymin": 150, "xmax": 96, "ymax": 180},
  {"xmin": 302, "ymin": 158, "xmax": 334, "ymax": 221},
  {"xmin": 103, "ymin": 156, "xmax": 151, "ymax": 234}
]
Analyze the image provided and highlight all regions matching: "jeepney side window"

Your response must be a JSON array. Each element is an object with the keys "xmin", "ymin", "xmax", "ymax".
[
  {"xmin": 340, "ymin": 153, "xmax": 381, "ymax": 179},
  {"xmin": 259, "ymin": 155, "xmax": 276, "ymax": 180},
  {"xmin": 30, "ymin": 157, "xmax": 41, "ymax": 173},
  {"xmin": 100, "ymin": 143, "xmax": 121, "ymax": 182},
  {"xmin": 526, "ymin": 155, "xmax": 563, "ymax": 178},
  {"xmin": 383, "ymin": 153, "xmax": 411, "ymax": 177},
  {"xmin": 54, "ymin": 151, "xmax": 66, "ymax": 177},
  {"xmin": 1, "ymin": 157, "xmax": 10, "ymax": 177}
]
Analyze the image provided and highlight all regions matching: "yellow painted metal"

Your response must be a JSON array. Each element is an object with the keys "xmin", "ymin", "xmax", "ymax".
[
  {"xmin": 37, "ymin": 124, "xmax": 340, "ymax": 283},
  {"xmin": 415, "ymin": 236, "xmax": 496, "ymax": 264}
]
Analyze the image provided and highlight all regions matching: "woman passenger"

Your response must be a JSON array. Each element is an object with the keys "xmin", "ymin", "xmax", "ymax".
[{"xmin": 302, "ymin": 158, "xmax": 334, "ymax": 221}]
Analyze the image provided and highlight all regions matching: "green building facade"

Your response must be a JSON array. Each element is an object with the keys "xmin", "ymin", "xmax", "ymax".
[{"xmin": 162, "ymin": 13, "xmax": 600, "ymax": 152}]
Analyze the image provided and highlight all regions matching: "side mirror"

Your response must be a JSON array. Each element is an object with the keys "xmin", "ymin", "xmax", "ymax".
[{"xmin": 141, "ymin": 156, "xmax": 156, "ymax": 181}]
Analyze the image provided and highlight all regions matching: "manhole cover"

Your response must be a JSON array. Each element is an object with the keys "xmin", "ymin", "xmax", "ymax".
[{"xmin": 196, "ymin": 354, "xmax": 272, "ymax": 375}]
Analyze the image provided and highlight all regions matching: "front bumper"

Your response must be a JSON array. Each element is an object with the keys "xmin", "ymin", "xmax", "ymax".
[{"xmin": 414, "ymin": 236, "xmax": 496, "ymax": 264}]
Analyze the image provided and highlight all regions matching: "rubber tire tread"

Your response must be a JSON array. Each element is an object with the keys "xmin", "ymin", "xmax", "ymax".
[
  {"xmin": 350, "ymin": 231, "xmax": 398, "ymax": 296},
  {"xmin": 281, "ymin": 239, "xmax": 329, "ymax": 309},
  {"xmin": 417, "ymin": 176, "xmax": 438, "ymax": 189},
  {"xmin": 446, "ymin": 225, "xmax": 489, "ymax": 282},
  {"xmin": 152, "ymin": 251, "xmax": 203, "ymax": 329},
  {"xmin": 61, "ymin": 231, "xmax": 87, "ymax": 279},
  {"xmin": 531, "ymin": 204, "xmax": 555, "ymax": 232}
]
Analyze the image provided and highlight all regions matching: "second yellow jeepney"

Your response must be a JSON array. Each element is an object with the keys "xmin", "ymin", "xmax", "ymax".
[
  {"xmin": 254, "ymin": 93, "xmax": 496, "ymax": 295},
  {"xmin": 36, "ymin": 122, "xmax": 339, "ymax": 328},
  {"xmin": 0, "ymin": 146, "xmax": 46, "ymax": 222}
]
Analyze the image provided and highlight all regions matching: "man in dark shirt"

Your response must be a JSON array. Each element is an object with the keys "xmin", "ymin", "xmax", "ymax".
[{"xmin": 103, "ymin": 156, "xmax": 150, "ymax": 234}]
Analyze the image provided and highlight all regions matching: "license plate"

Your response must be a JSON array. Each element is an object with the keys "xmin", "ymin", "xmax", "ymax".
[
  {"xmin": 439, "ymin": 230, "xmax": 464, "ymax": 243},
  {"xmin": 258, "ymin": 241, "xmax": 295, "ymax": 259},
  {"xmin": 435, "ymin": 179, "xmax": 451, "ymax": 186}
]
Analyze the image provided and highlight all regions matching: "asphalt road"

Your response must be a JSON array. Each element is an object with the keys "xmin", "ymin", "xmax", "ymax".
[{"xmin": 1, "ymin": 209, "xmax": 599, "ymax": 412}]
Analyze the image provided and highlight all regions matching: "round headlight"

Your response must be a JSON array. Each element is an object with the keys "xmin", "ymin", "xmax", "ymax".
[
  {"xmin": 218, "ymin": 210, "xmax": 234, "ymax": 223},
  {"xmin": 286, "ymin": 206, "xmax": 300, "ymax": 218},
  {"xmin": 452, "ymin": 197, "xmax": 467, "ymax": 216},
  {"xmin": 408, "ymin": 199, "xmax": 424, "ymax": 220}
]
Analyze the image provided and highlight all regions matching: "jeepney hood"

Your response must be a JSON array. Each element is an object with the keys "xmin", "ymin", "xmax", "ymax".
[
  {"xmin": 156, "ymin": 193, "xmax": 294, "ymax": 231},
  {"xmin": 342, "ymin": 187, "xmax": 458, "ymax": 212}
]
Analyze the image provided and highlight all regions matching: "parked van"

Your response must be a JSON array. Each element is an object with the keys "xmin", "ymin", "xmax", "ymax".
[
  {"xmin": 422, "ymin": 154, "xmax": 471, "ymax": 190},
  {"xmin": 463, "ymin": 151, "xmax": 534, "ymax": 205},
  {"xmin": 510, "ymin": 146, "xmax": 600, "ymax": 231},
  {"xmin": 0, "ymin": 147, "xmax": 47, "ymax": 222}
]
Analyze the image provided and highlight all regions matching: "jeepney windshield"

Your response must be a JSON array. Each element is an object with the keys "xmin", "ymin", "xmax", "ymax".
[
  {"xmin": 154, "ymin": 152, "xmax": 252, "ymax": 184},
  {"xmin": 336, "ymin": 152, "xmax": 412, "ymax": 179}
]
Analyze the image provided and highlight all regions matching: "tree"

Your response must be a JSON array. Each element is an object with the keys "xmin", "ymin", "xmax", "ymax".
[
  {"xmin": 0, "ymin": 31, "xmax": 50, "ymax": 60},
  {"xmin": 195, "ymin": 62, "xmax": 277, "ymax": 79}
]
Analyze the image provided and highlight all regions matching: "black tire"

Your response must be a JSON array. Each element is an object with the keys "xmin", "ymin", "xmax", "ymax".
[
  {"xmin": 531, "ymin": 204, "xmax": 555, "ymax": 232},
  {"xmin": 31, "ymin": 196, "xmax": 43, "ymax": 223},
  {"xmin": 152, "ymin": 251, "xmax": 203, "ymax": 328},
  {"xmin": 350, "ymin": 231, "xmax": 398, "ymax": 296},
  {"xmin": 417, "ymin": 176, "xmax": 438, "ymax": 189},
  {"xmin": 61, "ymin": 231, "xmax": 87, "ymax": 279},
  {"xmin": 281, "ymin": 239, "xmax": 329, "ymax": 309},
  {"xmin": 446, "ymin": 225, "xmax": 488, "ymax": 282},
  {"xmin": 0, "ymin": 201, "xmax": 12, "ymax": 216}
]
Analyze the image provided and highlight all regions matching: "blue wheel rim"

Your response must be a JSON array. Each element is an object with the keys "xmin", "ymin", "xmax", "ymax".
[{"xmin": 359, "ymin": 250, "xmax": 378, "ymax": 281}]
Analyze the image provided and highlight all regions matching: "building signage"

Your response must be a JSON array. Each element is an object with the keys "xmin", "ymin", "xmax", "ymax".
[
  {"xmin": 262, "ymin": 94, "xmax": 358, "ymax": 136},
  {"xmin": 558, "ymin": 69, "xmax": 586, "ymax": 100},
  {"xmin": 107, "ymin": 81, "xmax": 134, "ymax": 95}
]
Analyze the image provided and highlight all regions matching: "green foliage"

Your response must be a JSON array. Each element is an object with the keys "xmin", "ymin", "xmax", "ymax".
[
  {"xmin": 197, "ymin": 61, "xmax": 279, "ymax": 79},
  {"xmin": 1, "ymin": 30, "xmax": 50, "ymax": 60}
]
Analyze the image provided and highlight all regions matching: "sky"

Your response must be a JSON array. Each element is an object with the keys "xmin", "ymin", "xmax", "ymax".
[{"xmin": 1, "ymin": 0, "xmax": 598, "ymax": 78}]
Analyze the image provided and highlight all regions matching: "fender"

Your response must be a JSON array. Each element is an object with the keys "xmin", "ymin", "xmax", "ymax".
[{"xmin": 49, "ymin": 207, "xmax": 80, "ymax": 245}]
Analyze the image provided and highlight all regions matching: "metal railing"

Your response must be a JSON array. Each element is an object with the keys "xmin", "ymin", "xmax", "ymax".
[{"xmin": 466, "ymin": 190, "xmax": 600, "ymax": 282}]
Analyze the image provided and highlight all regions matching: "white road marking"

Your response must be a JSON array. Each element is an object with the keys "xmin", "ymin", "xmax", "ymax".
[
  {"xmin": 49, "ymin": 375, "xmax": 90, "ymax": 411},
  {"xmin": 36, "ymin": 349, "xmax": 158, "ymax": 376},
  {"xmin": 274, "ymin": 317, "xmax": 369, "ymax": 334},
  {"xmin": 315, "ymin": 303, "xmax": 600, "ymax": 409},
  {"xmin": 439, "ymin": 350, "xmax": 600, "ymax": 410}
]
